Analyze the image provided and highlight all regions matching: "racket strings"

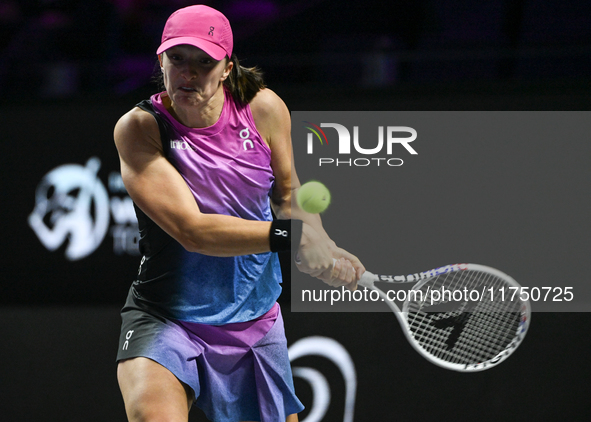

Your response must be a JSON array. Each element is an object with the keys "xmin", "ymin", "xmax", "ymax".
[
  {"xmin": 405, "ymin": 270, "xmax": 522, "ymax": 365},
  {"xmin": 410, "ymin": 312, "xmax": 518, "ymax": 364}
]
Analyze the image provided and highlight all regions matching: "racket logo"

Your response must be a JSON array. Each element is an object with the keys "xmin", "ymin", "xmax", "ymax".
[{"xmin": 428, "ymin": 300, "xmax": 479, "ymax": 350}]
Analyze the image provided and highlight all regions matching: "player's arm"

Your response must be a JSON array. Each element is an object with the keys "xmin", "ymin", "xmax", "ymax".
[
  {"xmin": 290, "ymin": 149, "xmax": 365, "ymax": 284},
  {"xmin": 249, "ymin": 89, "xmax": 334, "ymax": 276},
  {"xmin": 251, "ymin": 89, "xmax": 364, "ymax": 286},
  {"xmin": 249, "ymin": 89, "xmax": 327, "ymax": 226},
  {"xmin": 114, "ymin": 107, "xmax": 274, "ymax": 257}
]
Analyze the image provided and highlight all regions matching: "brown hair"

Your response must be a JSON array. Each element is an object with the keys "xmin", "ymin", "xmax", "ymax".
[{"xmin": 224, "ymin": 54, "xmax": 266, "ymax": 104}]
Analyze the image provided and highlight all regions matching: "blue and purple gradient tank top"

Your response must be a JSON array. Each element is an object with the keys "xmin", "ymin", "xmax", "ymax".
[{"xmin": 130, "ymin": 88, "xmax": 282, "ymax": 325}]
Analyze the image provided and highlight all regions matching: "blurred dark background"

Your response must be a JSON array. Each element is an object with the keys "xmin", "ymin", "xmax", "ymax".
[
  {"xmin": 1, "ymin": 0, "xmax": 590, "ymax": 106},
  {"xmin": 1, "ymin": 1, "xmax": 590, "ymax": 421}
]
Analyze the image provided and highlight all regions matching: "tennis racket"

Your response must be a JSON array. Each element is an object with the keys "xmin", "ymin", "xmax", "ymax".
[{"xmin": 358, "ymin": 263, "xmax": 530, "ymax": 372}]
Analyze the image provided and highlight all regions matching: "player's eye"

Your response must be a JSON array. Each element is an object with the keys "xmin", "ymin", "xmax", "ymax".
[{"xmin": 165, "ymin": 50, "xmax": 183, "ymax": 62}]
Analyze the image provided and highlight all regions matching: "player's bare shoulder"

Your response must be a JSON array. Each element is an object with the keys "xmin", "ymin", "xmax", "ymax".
[
  {"xmin": 250, "ymin": 88, "xmax": 287, "ymax": 117},
  {"xmin": 114, "ymin": 106, "xmax": 163, "ymax": 155},
  {"xmin": 250, "ymin": 88, "xmax": 291, "ymax": 148}
]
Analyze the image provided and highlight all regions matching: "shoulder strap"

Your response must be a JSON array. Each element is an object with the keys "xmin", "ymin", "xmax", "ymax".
[
  {"xmin": 131, "ymin": 100, "xmax": 176, "ymax": 251},
  {"xmin": 136, "ymin": 99, "xmax": 174, "ymax": 157}
]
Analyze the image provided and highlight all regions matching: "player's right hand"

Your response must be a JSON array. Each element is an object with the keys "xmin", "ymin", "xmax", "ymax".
[{"xmin": 295, "ymin": 224, "xmax": 359, "ymax": 291}]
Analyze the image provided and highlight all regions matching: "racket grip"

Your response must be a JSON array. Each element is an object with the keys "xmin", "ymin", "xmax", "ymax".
[{"xmin": 358, "ymin": 271, "xmax": 377, "ymax": 288}]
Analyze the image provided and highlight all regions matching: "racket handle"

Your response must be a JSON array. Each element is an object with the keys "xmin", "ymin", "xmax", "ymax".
[{"xmin": 358, "ymin": 271, "xmax": 377, "ymax": 288}]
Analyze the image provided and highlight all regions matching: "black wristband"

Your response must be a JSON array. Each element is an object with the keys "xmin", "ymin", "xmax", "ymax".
[{"xmin": 269, "ymin": 219, "xmax": 303, "ymax": 253}]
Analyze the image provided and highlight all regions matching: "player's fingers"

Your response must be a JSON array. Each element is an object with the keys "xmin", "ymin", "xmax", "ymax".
[
  {"xmin": 295, "ymin": 251, "xmax": 334, "ymax": 278},
  {"xmin": 325, "ymin": 258, "xmax": 358, "ymax": 291},
  {"xmin": 295, "ymin": 261, "xmax": 325, "ymax": 278},
  {"xmin": 315, "ymin": 258, "xmax": 342, "ymax": 284},
  {"xmin": 333, "ymin": 249, "xmax": 365, "ymax": 280},
  {"xmin": 309, "ymin": 259, "xmax": 339, "ymax": 280},
  {"xmin": 333, "ymin": 258, "xmax": 346, "ymax": 280},
  {"xmin": 348, "ymin": 256, "xmax": 365, "ymax": 278},
  {"xmin": 332, "ymin": 258, "xmax": 343, "ymax": 279},
  {"xmin": 342, "ymin": 260, "xmax": 358, "ymax": 291},
  {"xmin": 344, "ymin": 279, "xmax": 358, "ymax": 291},
  {"xmin": 338, "ymin": 258, "xmax": 355, "ymax": 282}
]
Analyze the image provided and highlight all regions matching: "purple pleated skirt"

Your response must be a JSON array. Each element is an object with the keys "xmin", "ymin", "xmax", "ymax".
[{"xmin": 117, "ymin": 302, "xmax": 304, "ymax": 422}]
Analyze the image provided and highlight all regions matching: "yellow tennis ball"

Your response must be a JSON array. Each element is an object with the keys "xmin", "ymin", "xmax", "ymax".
[{"xmin": 297, "ymin": 181, "xmax": 331, "ymax": 213}]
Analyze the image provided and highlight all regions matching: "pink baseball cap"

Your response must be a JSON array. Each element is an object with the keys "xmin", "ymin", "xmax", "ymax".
[{"xmin": 157, "ymin": 5, "xmax": 233, "ymax": 60}]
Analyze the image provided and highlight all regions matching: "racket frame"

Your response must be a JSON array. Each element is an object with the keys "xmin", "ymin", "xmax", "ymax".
[{"xmin": 358, "ymin": 263, "xmax": 531, "ymax": 372}]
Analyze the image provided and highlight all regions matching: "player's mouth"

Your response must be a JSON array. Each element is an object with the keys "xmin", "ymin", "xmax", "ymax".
[{"xmin": 179, "ymin": 86, "xmax": 197, "ymax": 92}]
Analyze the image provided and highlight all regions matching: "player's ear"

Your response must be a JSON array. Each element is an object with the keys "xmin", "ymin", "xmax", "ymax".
[
  {"xmin": 158, "ymin": 54, "xmax": 163, "ymax": 70},
  {"xmin": 220, "ymin": 58, "xmax": 233, "ymax": 82}
]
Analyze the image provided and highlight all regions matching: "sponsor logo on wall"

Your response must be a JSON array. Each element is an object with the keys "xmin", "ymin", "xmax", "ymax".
[
  {"xmin": 289, "ymin": 337, "xmax": 357, "ymax": 422},
  {"xmin": 28, "ymin": 157, "xmax": 140, "ymax": 260}
]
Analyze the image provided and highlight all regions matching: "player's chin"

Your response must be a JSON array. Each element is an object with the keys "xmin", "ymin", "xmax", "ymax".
[{"xmin": 173, "ymin": 90, "xmax": 203, "ymax": 104}]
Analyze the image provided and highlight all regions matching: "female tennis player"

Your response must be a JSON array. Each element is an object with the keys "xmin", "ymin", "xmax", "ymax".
[{"xmin": 114, "ymin": 5, "xmax": 364, "ymax": 422}]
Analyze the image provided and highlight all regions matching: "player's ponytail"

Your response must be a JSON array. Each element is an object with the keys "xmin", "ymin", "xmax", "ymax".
[{"xmin": 224, "ymin": 54, "xmax": 266, "ymax": 104}]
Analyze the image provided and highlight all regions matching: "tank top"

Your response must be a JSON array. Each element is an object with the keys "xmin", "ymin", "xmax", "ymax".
[{"xmin": 129, "ymin": 88, "xmax": 282, "ymax": 325}]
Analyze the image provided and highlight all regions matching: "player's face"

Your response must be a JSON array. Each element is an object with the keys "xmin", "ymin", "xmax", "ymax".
[{"xmin": 160, "ymin": 45, "xmax": 232, "ymax": 108}]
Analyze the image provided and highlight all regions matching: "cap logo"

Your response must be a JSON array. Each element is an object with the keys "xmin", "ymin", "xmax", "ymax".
[{"xmin": 209, "ymin": 26, "xmax": 214, "ymax": 36}]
